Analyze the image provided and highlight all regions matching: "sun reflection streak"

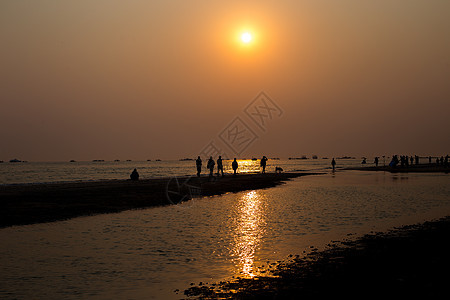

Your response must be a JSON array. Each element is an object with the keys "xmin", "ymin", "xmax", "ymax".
[
  {"xmin": 224, "ymin": 159, "xmax": 261, "ymax": 174},
  {"xmin": 231, "ymin": 190, "xmax": 266, "ymax": 277}
]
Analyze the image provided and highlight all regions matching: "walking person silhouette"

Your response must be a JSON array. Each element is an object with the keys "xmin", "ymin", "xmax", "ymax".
[
  {"xmin": 207, "ymin": 156, "xmax": 215, "ymax": 177},
  {"xmin": 196, "ymin": 156, "xmax": 202, "ymax": 177},
  {"xmin": 260, "ymin": 156, "xmax": 268, "ymax": 173},
  {"xmin": 217, "ymin": 156, "xmax": 224, "ymax": 177},
  {"xmin": 232, "ymin": 158, "xmax": 238, "ymax": 176}
]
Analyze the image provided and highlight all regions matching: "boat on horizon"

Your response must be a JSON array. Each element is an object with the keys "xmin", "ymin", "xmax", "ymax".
[{"xmin": 9, "ymin": 158, "xmax": 22, "ymax": 163}]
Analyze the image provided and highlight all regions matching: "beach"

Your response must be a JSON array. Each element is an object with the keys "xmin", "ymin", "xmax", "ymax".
[
  {"xmin": 347, "ymin": 164, "xmax": 449, "ymax": 173},
  {"xmin": 1, "ymin": 169, "xmax": 449, "ymax": 299},
  {"xmin": 0, "ymin": 172, "xmax": 316, "ymax": 228}
]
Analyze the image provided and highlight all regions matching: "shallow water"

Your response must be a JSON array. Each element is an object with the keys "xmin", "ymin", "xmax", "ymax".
[{"xmin": 1, "ymin": 171, "xmax": 449, "ymax": 299}]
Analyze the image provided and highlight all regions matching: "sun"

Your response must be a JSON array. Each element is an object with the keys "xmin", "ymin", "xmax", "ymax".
[{"xmin": 241, "ymin": 32, "xmax": 252, "ymax": 44}]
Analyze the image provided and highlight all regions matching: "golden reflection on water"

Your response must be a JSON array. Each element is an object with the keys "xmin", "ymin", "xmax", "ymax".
[
  {"xmin": 231, "ymin": 190, "xmax": 266, "ymax": 277},
  {"xmin": 225, "ymin": 159, "xmax": 261, "ymax": 174}
]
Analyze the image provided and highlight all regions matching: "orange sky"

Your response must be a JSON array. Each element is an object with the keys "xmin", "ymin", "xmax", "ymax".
[{"xmin": 1, "ymin": 0, "xmax": 449, "ymax": 161}]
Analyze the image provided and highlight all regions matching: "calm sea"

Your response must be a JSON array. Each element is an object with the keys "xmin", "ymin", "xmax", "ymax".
[{"xmin": 0, "ymin": 158, "xmax": 363, "ymax": 185}]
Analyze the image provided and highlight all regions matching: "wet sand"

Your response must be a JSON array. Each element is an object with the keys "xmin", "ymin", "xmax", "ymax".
[
  {"xmin": 184, "ymin": 216, "xmax": 450, "ymax": 298},
  {"xmin": 346, "ymin": 164, "xmax": 449, "ymax": 173},
  {"xmin": 0, "ymin": 172, "xmax": 317, "ymax": 228}
]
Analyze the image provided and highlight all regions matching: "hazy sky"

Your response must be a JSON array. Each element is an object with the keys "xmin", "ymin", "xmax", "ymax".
[{"xmin": 1, "ymin": 0, "xmax": 449, "ymax": 161}]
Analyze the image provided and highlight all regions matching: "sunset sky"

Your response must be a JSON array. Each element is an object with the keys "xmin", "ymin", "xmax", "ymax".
[{"xmin": 1, "ymin": 0, "xmax": 449, "ymax": 161}]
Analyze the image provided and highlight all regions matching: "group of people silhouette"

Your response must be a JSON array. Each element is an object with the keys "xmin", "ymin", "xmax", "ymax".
[
  {"xmin": 389, "ymin": 154, "xmax": 449, "ymax": 168},
  {"xmin": 433, "ymin": 155, "xmax": 449, "ymax": 167},
  {"xmin": 195, "ymin": 156, "xmax": 269, "ymax": 177}
]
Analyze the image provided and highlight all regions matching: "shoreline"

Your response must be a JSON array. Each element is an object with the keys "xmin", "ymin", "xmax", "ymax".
[
  {"xmin": 184, "ymin": 216, "xmax": 450, "ymax": 298},
  {"xmin": 346, "ymin": 163, "xmax": 449, "ymax": 173},
  {"xmin": 0, "ymin": 172, "xmax": 318, "ymax": 228}
]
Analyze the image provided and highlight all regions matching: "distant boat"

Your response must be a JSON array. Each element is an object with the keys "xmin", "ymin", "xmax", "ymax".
[
  {"xmin": 0, "ymin": 160, "xmax": 4, "ymax": 163},
  {"xmin": 251, "ymin": 158, "xmax": 257, "ymax": 161},
  {"xmin": 179, "ymin": 158, "xmax": 194, "ymax": 161},
  {"xmin": 9, "ymin": 158, "xmax": 21, "ymax": 163},
  {"xmin": 92, "ymin": 159, "xmax": 105, "ymax": 162},
  {"xmin": 114, "ymin": 159, "xmax": 120, "ymax": 162},
  {"xmin": 289, "ymin": 156, "xmax": 308, "ymax": 160},
  {"xmin": 312, "ymin": 155, "xmax": 318, "ymax": 159},
  {"xmin": 126, "ymin": 160, "xmax": 132, "ymax": 162},
  {"xmin": 155, "ymin": 159, "xmax": 161, "ymax": 161},
  {"xmin": 70, "ymin": 160, "xmax": 76, "ymax": 162},
  {"xmin": 147, "ymin": 159, "xmax": 151, "ymax": 161}
]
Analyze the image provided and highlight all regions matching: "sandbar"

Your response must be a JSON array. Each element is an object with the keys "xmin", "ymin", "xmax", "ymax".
[{"xmin": 0, "ymin": 172, "xmax": 317, "ymax": 228}]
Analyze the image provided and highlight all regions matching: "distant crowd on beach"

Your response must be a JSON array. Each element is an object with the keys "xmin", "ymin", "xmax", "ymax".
[
  {"xmin": 328, "ymin": 154, "xmax": 450, "ymax": 172},
  {"xmin": 388, "ymin": 155, "xmax": 449, "ymax": 168},
  {"xmin": 129, "ymin": 154, "xmax": 449, "ymax": 180}
]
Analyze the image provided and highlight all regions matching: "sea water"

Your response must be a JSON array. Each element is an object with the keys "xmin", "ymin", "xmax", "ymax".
[
  {"xmin": 1, "ymin": 170, "xmax": 449, "ymax": 299},
  {"xmin": 0, "ymin": 158, "xmax": 362, "ymax": 185}
]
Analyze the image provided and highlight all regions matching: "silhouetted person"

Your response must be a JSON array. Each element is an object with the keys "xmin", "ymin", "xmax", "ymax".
[
  {"xmin": 260, "ymin": 156, "xmax": 268, "ymax": 173},
  {"xmin": 130, "ymin": 168, "xmax": 139, "ymax": 181},
  {"xmin": 390, "ymin": 155, "xmax": 399, "ymax": 168},
  {"xmin": 217, "ymin": 156, "xmax": 224, "ymax": 177},
  {"xmin": 429, "ymin": 156, "xmax": 432, "ymax": 164},
  {"xmin": 374, "ymin": 157, "xmax": 379, "ymax": 167},
  {"xmin": 207, "ymin": 156, "xmax": 215, "ymax": 177},
  {"xmin": 331, "ymin": 158, "xmax": 336, "ymax": 171},
  {"xmin": 232, "ymin": 158, "xmax": 238, "ymax": 175},
  {"xmin": 436, "ymin": 157, "xmax": 440, "ymax": 165},
  {"xmin": 196, "ymin": 156, "xmax": 202, "ymax": 177},
  {"xmin": 440, "ymin": 156, "xmax": 444, "ymax": 166},
  {"xmin": 361, "ymin": 157, "xmax": 367, "ymax": 164}
]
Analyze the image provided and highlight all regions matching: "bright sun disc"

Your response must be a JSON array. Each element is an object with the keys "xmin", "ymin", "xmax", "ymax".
[{"xmin": 241, "ymin": 32, "xmax": 252, "ymax": 43}]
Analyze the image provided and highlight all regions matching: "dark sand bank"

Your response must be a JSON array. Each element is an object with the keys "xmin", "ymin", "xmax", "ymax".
[
  {"xmin": 184, "ymin": 217, "xmax": 450, "ymax": 299},
  {"xmin": 347, "ymin": 164, "xmax": 449, "ymax": 173},
  {"xmin": 0, "ymin": 172, "xmax": 316, "ymax": 228}
]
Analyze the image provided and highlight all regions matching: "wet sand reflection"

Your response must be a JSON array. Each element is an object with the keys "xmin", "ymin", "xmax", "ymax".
[{"xmin": 231, "ymin": 190, "xmax": 266, "ymax": 277}]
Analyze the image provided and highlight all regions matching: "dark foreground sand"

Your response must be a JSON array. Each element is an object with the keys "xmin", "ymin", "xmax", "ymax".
[
  {"xmin": 0, "ymin": 172, "xmax": 316, "ymax": 228},
  {"xmin": 184, "ymin": 216, "xmax": 450, "ymax": 299}
]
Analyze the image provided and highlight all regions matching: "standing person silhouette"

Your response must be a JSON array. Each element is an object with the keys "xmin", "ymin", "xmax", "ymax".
[
  {"xmin": 260, "ymin": 156, "xmax": 268, "ymax": 173},
  {"xmin": 217, "ymin": 156, "xmax": 224, "ymax": 177},
  {"xmin": 196, "ymin": 156, "xmax": 202, "ymax": 177},
  {"xmin": 374, "ymin": 157, "xmax": 379, "ymax": 167},
  {"xmin": 232, "ymin": 158, "xmax": 238, "ymax": 176},
  {"xmin": 207, "ymin": 156, "xmax": 215, "ymax": 177},
  {"xmin": 331, "ymin": 158, "xmax": 336, "ymax": 171}
]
